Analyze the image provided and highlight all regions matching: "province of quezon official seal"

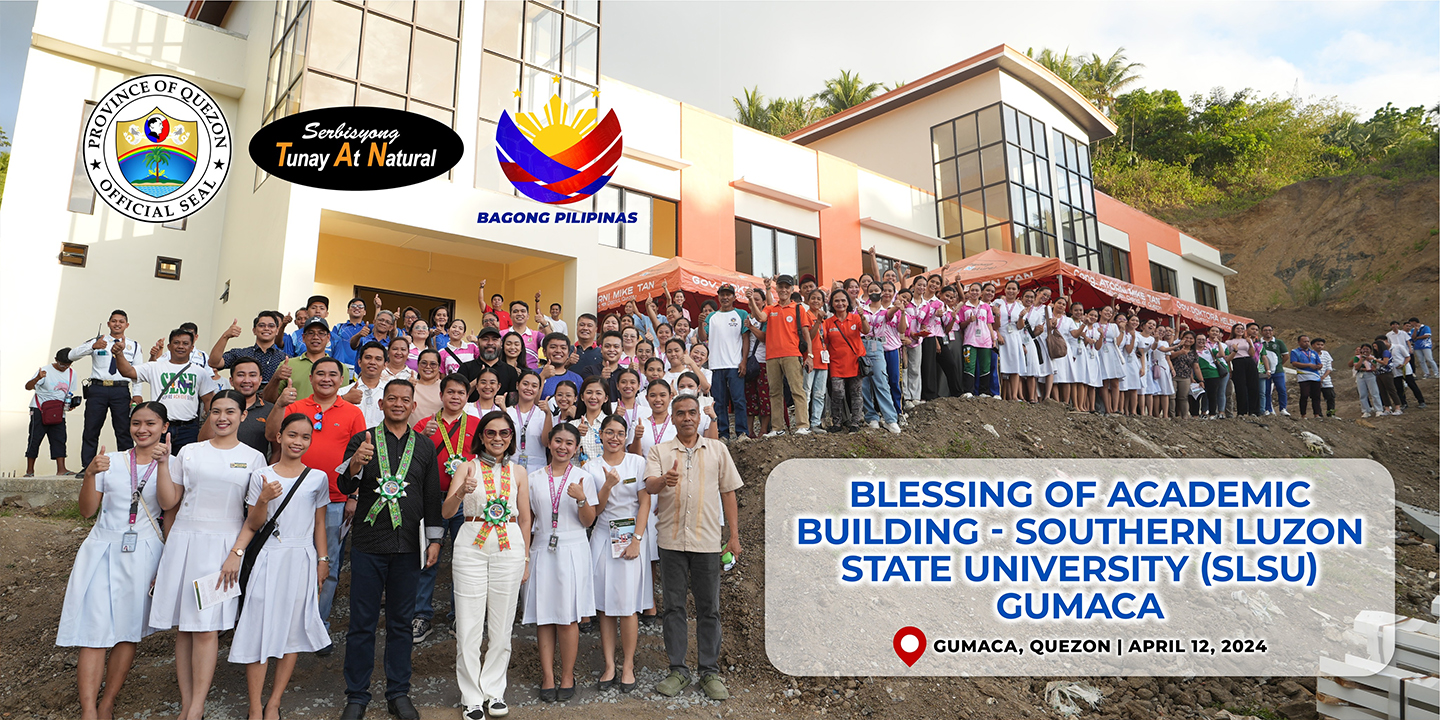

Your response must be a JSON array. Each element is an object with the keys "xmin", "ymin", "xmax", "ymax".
[{"xmin": 82, "ymin": 74, "xmax": 230, "ymax": 223}]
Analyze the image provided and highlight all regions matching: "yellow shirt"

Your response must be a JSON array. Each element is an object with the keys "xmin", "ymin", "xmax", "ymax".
[{"xmin": 644, "ymin": 436, "xmax": 743, "ymax": 553}]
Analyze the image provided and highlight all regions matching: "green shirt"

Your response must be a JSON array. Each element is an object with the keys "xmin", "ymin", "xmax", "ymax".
[
  {"xmin": 1262, "ymin": 338, "xmax": 1288, "ymax": 363},
  {"xmin": 277, "ymin": 354, "xmax": 352, "ymax": 400}
]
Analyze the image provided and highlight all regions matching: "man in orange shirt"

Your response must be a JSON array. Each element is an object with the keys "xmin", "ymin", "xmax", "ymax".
[
  {"xmin": 754, "ymin": 275, "xmax": 812, "ymax": 436},
  {"xmin": 265, "ymin": 357, "xmax": 368, "ymax": 651}
]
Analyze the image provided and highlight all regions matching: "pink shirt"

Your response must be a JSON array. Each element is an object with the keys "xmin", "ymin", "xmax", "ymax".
[
  {"xmin": 864, "ymin": 306, "xmax": 904, "ymax": 351},
  {"xmin": 517, "ymin": 327, "xmax": 543, "ymax": 367},
  {"xmin": 914, "ymin": 297, "xmax": 948, "ymax": 338},
  {"xmin": 962, "ymin": 302, "xmax": 996, "ymax": 348},
  {"xmin": 439, "ymin": 342, "xmax": 479, "ymax": 374}
]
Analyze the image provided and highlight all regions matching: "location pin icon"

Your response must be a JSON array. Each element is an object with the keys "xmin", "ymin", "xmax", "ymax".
[{"xmin": 893, "ymin": 626, "xmax": 926, "ymax": 667}]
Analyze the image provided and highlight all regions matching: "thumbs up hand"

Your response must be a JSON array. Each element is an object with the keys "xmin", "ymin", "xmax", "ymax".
[
  {"xmin": 566, "ymin": 475, "xmax": 587, "ymax": 501},
  {"xmin": 603, "ymin": 465, "xmax": 621, "ymax": 491},
  {"xmin": 664, "ymin": 459, "xmax": 680, "ymax": 487},
  {"xmin": 349, "ymin": 431, "xmax": 375, "ymax": 474},
  {"xmin": 258, "ymin": 478, "xmax": 284, "ymax": 503},
  {"xmin": 280, "ymin": 385, "xmax": 298, "ymax": 406},
  {"xmin": 224, "ymin": 319, "xmax": 242, "ymax": 340},
  {"xmin": 153, "ymin": 433, "xmax": 171, "ymax": 463},
  {"xmin": 92, "ymin": 337, "xmax": 108, "ymax": 351},
  {"xmin": 89, "ymin": 446, "xmax": 111, "ymax": 475}
]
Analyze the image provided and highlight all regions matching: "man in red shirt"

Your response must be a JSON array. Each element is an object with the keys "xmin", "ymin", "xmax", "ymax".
[
  {"xmin": 408, "ymin": 373, "xmax": 477, "ymax": 640},
  {"xmin": 265, "ymin": 357, "xmax": 367, "ymax": 649},
  {"xmin": 479, "ymin": 280, "xmax": 512, "ymax": 332},
  {"xmin": 754, "ymin": 275, "xmax": 812, "ymax": 436}
]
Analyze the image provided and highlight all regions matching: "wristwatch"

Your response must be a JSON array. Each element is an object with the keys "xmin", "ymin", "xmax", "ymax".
[
  {"xmin": 232, "ymin": 548, "xmax": 244, "ymax": 557},
  {"xmin": 634, "ymin": 533, "xmax": 644, "ymax": 542},
  {"xmin": 318, "ymin": 555, "xmax": 331, "ymax": 563},
  {"xmin": 576, "ymin": 498, "xmax": 589, "ymax": 508}
]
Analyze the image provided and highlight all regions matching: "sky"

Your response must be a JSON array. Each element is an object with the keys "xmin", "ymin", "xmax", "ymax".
[{"xmin": 1, "ymin": 0, "xmax": 1436, "ymax": 148}]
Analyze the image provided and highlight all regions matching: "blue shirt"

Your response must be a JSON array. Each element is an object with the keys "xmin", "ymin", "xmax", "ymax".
[
  {"xmin": 282, "ymin": 329, "xmax": 305, "ymax": 357},
  {"xmin": 1289, "ymin": 348, "xmax": 1320, "ymax": 382},
  {"xmin": 1412, "ymin": 325, "xmax": 1432, "ymax": 351},
  {"xmin": 329, "ymin": 320, "xmax": 370, "ymax": 366},
  {"xmin": 541, "ymin": 370, "xmax": 584, "ymax": 399},
  {"xmin": 220, "ymin": 343, "xmax": 288, "ymax": 382}
]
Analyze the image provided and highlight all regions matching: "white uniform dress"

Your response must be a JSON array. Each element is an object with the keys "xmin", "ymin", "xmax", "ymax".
[
  {"xmin": 150, "ymin": 441, "xmax": 265, "ymax": 632},
  {"xmin": 507, "ymin": 404, "xmax": 549, "ymax": 474},
  {"xmin": 1133, "ymin": 335, "xmax": 1156, "ymax": 395},
  {"xmin": 1054, "ymin": 316, "xmax": 1081, "ymax": 384},
  {"xmin": 1082, "ymin": 325, "xmax": 1104, "ymax": 388},
  {"xmin": 610, "ymin": 402, "xmax": 643, "ymax": 448},
  {"xmin": 573, "ymin": 412, "xmax": 606, "ymax": 467},
  {"xmin": 1120, "ymin": 333, "xmax": 1143, "ymax": 392},
  {"xmin": 57, "ymin": 451, "xmax": 165, "ymax": 647},
  {"xmin": 996, "ymin": 300, "xmax": 1029, "ymax": 375},
  {"xmin": 583, "ymin": 454, "xmax": 653, "ymax": 616},
  {"xmin": 633, "ymin": 409, "xmax": 676, "ymax": 560},
  {"xmin": 1023, "ymin": 307, "xmax": 1052, "ymax": 378},
  {"xmin": 228, "ymin": 465, "xmax": 330, "ymax": 663},
  {"xmin": 1097, "ymin": 323, "xmax": 1124, "ymax": 381},
  {"xmin": 1150, "ymin": 340, "xmax": 1175, "ymax": 395},
  {"xmin": 522, "ymin": 463, "xmax": 599, "ymax": 626}
]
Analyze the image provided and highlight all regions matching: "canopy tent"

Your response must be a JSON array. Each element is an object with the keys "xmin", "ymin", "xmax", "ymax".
[
  {"xmin": 936, "ymin": 249, "xmax": 1251, "ymax": 329},
  {"xmin": 596, "ymin": 256, "xmax": 764, "ymax": 313}
]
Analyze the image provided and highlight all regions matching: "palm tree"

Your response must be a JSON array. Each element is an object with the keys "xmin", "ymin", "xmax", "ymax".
[
  {"xmin": 1081, "ymin": 48, "xmax": 1144, "ymax": 116},
  {"xmin": 733, "ymin": 86, "xmax": 770, "ymax": 133},
  {"xmin": 814, "ymin": 70, "xmax": 885, "ymax": 115},
  {"xmin": 1026, "ymin": 47, "xmax": 1087, "ymax": 92},
  {"xmin": 145, "ymin": 146, "xmax": 172, "ymax": 181}
]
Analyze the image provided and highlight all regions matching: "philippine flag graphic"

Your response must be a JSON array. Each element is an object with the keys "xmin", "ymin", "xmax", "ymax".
[{"xmin": 496, "ymin": 95, "xmax": 623, "ymax": 205}]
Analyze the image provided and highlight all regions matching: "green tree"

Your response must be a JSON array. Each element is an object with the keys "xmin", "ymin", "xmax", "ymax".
[
  {"xmin": 1079, "ymin": 48, "xmax": 1144, "ymax": 116},
  {"xmin": 814, "ymin": 69, "xmax": 885, "ymax": 115},
  {"xmin": 145, "ymin": 146, "xmax": 172, "ymax": 181},
  {"xmin": 1026, "ymin": 47, "xmax": 1088, "ymax": 93},
  {"xmin": 734, "ymin": 86, "xmax": 770, "ymax": 133}
]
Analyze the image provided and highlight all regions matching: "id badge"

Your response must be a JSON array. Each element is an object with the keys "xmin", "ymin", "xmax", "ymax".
[
  {"xmin": 547, "ymin": 533, "xmax": 558, "ymax": 551},
  {"xmin": 121, "ymin": 530, "xmax": 138, "ymax": 553},
  {"xmin": 820, "ymin": 349, "xmax": 830, "ymax": 364}
]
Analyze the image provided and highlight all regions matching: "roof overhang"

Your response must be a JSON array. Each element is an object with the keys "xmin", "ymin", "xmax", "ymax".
[
  {"xmin": 1182, "ymin": 252, "xmax": 1238, "ymax": 277},
  {"xmin": 785, "ymin": 44, "xmax": 1117, "ymax": 146}
]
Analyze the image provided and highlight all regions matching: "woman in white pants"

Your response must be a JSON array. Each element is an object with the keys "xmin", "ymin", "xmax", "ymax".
[{"xmin": 444, "ymin": 409, "xmax": 533, "ymax": 719}]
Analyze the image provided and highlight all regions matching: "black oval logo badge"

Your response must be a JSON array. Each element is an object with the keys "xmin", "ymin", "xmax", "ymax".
[{"xmin": 248, "ymin": 106, "xmax": 463, "ymax": 190}]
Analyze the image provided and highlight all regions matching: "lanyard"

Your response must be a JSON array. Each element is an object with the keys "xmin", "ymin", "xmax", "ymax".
[
  {"xmin": 546, "ymin": 464, "xmax": 572, "ymax": 530},
  {"xmin": 648, "ymin": 415, "xmax": 671, "ymax": 447},
  {"xmin": 621, "ymin": 401, "xmax": 638, "ymax": 431},
  {"xmin": 515, "ymin": 405, "xmax": 537, "ymax": 452},
  {"xmin": 128, "ymin": 449, "xmax": 157, "ymax": 526},
  {"xmin": 435, "ymin": 412, "xmax": 467, "ymax": 459}
]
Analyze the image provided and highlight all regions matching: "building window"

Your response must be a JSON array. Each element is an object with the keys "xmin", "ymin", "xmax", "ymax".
[
  {"xmin": 59, "ymin": 243, "xmax": 89, "ymax": 268},
  {"xmin": 477, "ymin": 0, "xmax": 599, "ymax": 193},
  {"xmin": 69, "ymin": 101, "xmax": 98, "ymax": 214},
  {"xmin": 871, "ymin": 253, "xmax": 926, "ymax": 282},
  {"xmin": 162, "ymin": 218, "xmax": 187, "ymax": 231},
  {"xmin": 1054, "ymin": 129, "xmax": 1099, "ymax": 272},
  {"xmin": 1150, "ymin": 262, "xmax": 1178, "ymax": 296},
  {"xmin": 155, "ymin": 256, "xmax": 182, "ymax": 281},
  {"xmin": 931, "ymin": 102, "xmax": 1054, "ymax": 260},
  {"xmin": 1194, "ymin": 279, "xmax": 1218, "ymax": 308},
  {"xmin": 735, "ymin": 219, "xmax": 816, "ymax": 281},
  {"xmin": 1098, "ymin": 242, "xmax": 1129, "ymax": 282},
  {"xmin": 595, "ymin": 185, "xmax": 677, "ymax": 258}
]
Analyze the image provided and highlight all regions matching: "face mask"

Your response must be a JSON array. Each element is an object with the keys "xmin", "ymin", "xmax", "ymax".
[{"xmin": 869, "ymin": 293, "xmax": 882, "ymax": 302}]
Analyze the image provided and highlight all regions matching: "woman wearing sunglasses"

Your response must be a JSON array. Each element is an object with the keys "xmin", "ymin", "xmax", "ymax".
[{"xmin": 444, "ymin": 411, "xmax": 532, "ymax": 719}]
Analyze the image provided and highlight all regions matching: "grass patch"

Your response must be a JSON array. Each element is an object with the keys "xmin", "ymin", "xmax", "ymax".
[
  {"xmin": 44, "ymin": 501, "xmax": 93, "ymax": 526},
  {"xmin": 1291, "ymin": 275, "xmax": 1325, "ymax": 306}
]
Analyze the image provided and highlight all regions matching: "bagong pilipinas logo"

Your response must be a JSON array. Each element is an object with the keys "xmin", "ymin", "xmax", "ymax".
[
  {"xmin": 83, "ymin": 74, "xmax": 230, "ymax": 223},
  {"xmin": 496, "ymin": 95, "xmax": 622, "ymax": 204}
]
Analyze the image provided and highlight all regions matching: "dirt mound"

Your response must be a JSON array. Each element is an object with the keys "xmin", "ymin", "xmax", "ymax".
[{"xmin": 1174, "ymin": 175, "xmax": 1438, "ymax": 321}]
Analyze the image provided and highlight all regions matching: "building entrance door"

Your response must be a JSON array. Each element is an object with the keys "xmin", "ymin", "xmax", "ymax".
[{"xmin": 355, "ymin": 286, "xmax": 455, "ymax": 329}]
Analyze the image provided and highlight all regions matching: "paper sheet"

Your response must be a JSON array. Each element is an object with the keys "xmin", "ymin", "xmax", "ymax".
[{"xmin": 193, "ymin": 570, "xmax": 241, "ymax": 611}]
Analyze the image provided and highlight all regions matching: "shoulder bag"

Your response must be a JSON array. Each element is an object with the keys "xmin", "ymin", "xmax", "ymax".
[
  {"xmin": 236, "ymin": 468, "xmax": 312, "ymax": 619},
  {"xmin": 831, "ymin": 315, "xmax": 871, "ymax": 377},
  {"xmin": 1045, "ymin": 311, "xmax": 1068, "ymax": 359}
]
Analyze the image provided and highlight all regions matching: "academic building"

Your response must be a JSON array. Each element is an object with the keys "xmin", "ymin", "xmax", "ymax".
[{"xmin": 0, "ymin": 0, "xmax": 1237, "ymax": 467}]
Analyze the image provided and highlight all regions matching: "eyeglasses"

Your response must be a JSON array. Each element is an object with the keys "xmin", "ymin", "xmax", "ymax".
[
  {"xmin": 483, "ymin": 428, "xmax": 512, "ymax": 439},
  {"xmin": 601, "ymin": 429, "xmax": 626, "ymax": 438},
  {"xmin": 418, "ymin": 361, "xmax": 440, "ymax": 368},
  {"xmin": 312, "ymin": 411, "xmax": 324, "ymax": 431}
]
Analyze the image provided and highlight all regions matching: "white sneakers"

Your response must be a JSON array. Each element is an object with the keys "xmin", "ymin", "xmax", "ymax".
[
  {"xmin": 1279, "ymin": 409, "xmax": 1291, "ymax": 416},
  {"xmin": 961, "ymin": 393, "xmax": 975, "ymax": 399},
  {"xmin": 885, "ymin": 422, "xmax": 902, "ymax": 435},
  {"xmin": 794, "ymin": 427, "xmax": 811, "ymax": 435},
  {"xmin": 867, "ymin": 420, "xmax": 880, "ymax": 429}
]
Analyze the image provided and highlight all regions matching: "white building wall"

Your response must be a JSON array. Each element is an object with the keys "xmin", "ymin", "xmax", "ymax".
[
  {"xmin": 1147, "ymin": 244, "xmax": 1228, "ymax": 309},
  {"xmin": 856, "ymin": 170, "xmax": 944, "ymax": 269}
]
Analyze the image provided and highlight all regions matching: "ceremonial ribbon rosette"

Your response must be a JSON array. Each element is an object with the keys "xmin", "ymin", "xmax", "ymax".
[
  {"xmin": 474, "ymin": 462, "xmax": 514, "ymax": 550},
  {"xmin": 365, "ymin": 432, "xmax": 415, "ymax": 529}
]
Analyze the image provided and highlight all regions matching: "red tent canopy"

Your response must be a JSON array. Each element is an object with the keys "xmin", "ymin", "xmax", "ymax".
[
  {"xmin": 936, "ymin": 249, "xmax": 1251, "ymax": 329},
  {"xmin": 596, "ymin": 257, "xmax": 764, "ymax": 312}
]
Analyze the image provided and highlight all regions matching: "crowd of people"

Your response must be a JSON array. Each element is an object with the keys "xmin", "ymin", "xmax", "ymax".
[{"xmin": 27, "ymin": 270, "xmax": 1435, "ymax": 719}]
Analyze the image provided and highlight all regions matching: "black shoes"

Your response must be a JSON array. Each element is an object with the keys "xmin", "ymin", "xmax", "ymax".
[
  {"xmin": 386, "ymin": 696, "xmax": 419, "ymax": 719},
  {"xmin": 597, "ymin": 678, "xmax": 616, "ymax": 692},
  {"xmin": 619, "ymin": 680, "xmax": 637, "ymax": 693},
  {"xmin": 539, "ymin": 687, "xmax": 558, "ymax": 703},
  {"xmin": 316, "ymin": 642, "xmax": 334, "ymax": 657},
  {"xmin": 339, "ymin": 703, "xmax": 366, "ymax": 720},
  {"xmin": 558, "ymin": 685, "xmax": 575, "ymax": 701}
]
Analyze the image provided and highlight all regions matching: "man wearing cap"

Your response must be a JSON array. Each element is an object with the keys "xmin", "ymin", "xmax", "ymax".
[
  {"xmin": 754, "ymin": 275, "xmax": 811, "ymax": 436},
  {"xmin": 700, "ymin": 284, "xmax": 752, "ymax": 440},
  {"xmin": 262, "ymin": 317, "xmax": 353, "ymax": 403},
  {"xmin": 458, "ymin": 326, "xmax": 517, "ymax": 398}
]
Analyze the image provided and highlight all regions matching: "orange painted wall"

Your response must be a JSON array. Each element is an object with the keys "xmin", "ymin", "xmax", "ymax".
[
  {"xmin": 1094, "ymin": 191, "xmax": 1184, "ymax": 290},
  {"xmin": 817, "ymin": 153, "xmax": 862, "ymax": 284},
  {"xmin": 678, "ymin": 106, "xmax": 735, "ymax": 269}
]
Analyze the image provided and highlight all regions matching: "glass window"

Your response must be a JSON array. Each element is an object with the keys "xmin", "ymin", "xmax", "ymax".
[
  {"xmin": 408, "ymin": 100, "xmax": 453, "ymax": 128},
  {"xmin": 957, "ymin": 152, "xmax": 981, "ymax": 193},
  {"xmin": 976, "ymin": 105, "xmax": 1001, "ymax": 146},
  {"xmin": 561, "ymin": 78, "xmax": 598, "ymax": 114},
  {"xmin": 983, "ymin": 185, "xmax": 1009, "ymax": 223},
  {"xmin": 68, "ymin": 101, "xmax": 97, "ymax": 214},
  {"xmin": 987, "ymin": 224, "xmax": 1011, "ymax": 251},
  {"xmin": 935, "ymin": 158, "xmax": 958, "ymax": 198},
  {"xmin": 1032, "ymin": 118, "xmax": 1047, "ymax": 156},
  {"xmin": 626, "ymin": 192, "xmax": 653, "ymax": 255},
  {"xmin": 955, "ymin": 115, "xmax": 978, "ymax": 154},
  {"xmin": 570, "ymin": 0, "xmax": 599, "ymax": 23},
  {"xmin": 524, "ymin": 2, "xmax": 562, "ymax": 72},
  {"xmin": 596, "ymin": 186, "xmax": 621, "ymax": 247},
  {"xmin": 939, "ymin": 196, "xmax": 962, "ymax": 238},
  {"xmin": 369, "ymin": 0, "xmax": 413, "ymax": 21},
  {"xmin": 962, "ymin": 231, "xmax": 986, "ymax": 258},
  {"xmin": 1005, "ymin": 145, "xmax": 1022, "ymax": 186},
  {"xmin": 1002, "ymin": 106, "xmax": 1018, "ymax": 146},
  {"xmin": 1025, "ymin": 189, "xmax": 1042, "ymax": 227},
  {"xmin": 309, "ymin": 0, "xmax": 362, "ymax": 78},
  {"xmin": 563, "ymin": 16, "xmax": 598, "ymax": 84},
  {"xmin": 302, "ymin": 71, "xmax": 356, "ymax": 111},
  {"xmin": 358, "ymin": 85, "xmax": 406, "ymax": 110},
  {"xmin": 482, "ymin": 0, "xmax": 524, "ymax": 57},
  {"xmin": 360, "ymin": 14, "xmax": 412, "ymax": 93},
  {"xmin": 1035, "ymin": 157, "xmax": 1050, "ymax": 194},
  {"xmin": 520, "ymin": 65, "xmax": 557, "ymax": 114},
  {"xmin": 736, "ymin": 220, "xmax": 815, "ymax": 279},
  {"xmin": 1194, "ymin": 279, "xmax": 1218, "ymax": 308},
  {"xmin": 287, "ymin": 8, "xmax": 310, "ymax": 88},
  {"xmin": 479, "ymin": 53, "xmax": 520, "ymax": 121},
  {"xmin": 931, "ymin": 122, "xmax": 954, "ymax": 162},
  {"xmin": 1150, "ymin": 262, "xmax": 1178, "ymax": 295},
  {"xmin": 415, "ymin": 0, "xmax": 461, "ymax": 36},
  {"xmin": 1009, "ymin": 187, "xmax": 1026, "ymax": 231},
  {"xmin": 751, "ymin": 224, "xmax": 774, "ymax": 279},
  {"xmin": 980, "ymin": 145, "xmax": 1005, "ymax": 186},
  {"xmin": 775, "ymin": 231, "xmax": 798, "ymax": 277},
  {"xmin": 409, "ymin": 30, "xmax": 458, "ymax": 107}
]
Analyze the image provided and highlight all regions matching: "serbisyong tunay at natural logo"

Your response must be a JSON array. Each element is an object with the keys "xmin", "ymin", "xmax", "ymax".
[{"xmin": 82, "ymin": 74, "xmax": 231, "ymax": 223}]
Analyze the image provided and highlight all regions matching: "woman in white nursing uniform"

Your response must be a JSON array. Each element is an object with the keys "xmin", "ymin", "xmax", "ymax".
[
  {"xmin": 228, "ymin": 411, "xmax": 331, "ymax": 720},
  {"xmin": 446, "ymin": 410, "xmax": 532, "ymax": 719},
  {"xmin": 585, "ymin": 414, "xmax": 651, "ymax": 693},
  {"xmin": 523, "ymin": 423, "xmax": 597, "ymax": 703},
  {"xmin": 506, "ymin": 369, "xmax": 552, "ymax": 475},
  {"xmin": 59, "ymin": 401, "xmax": 169, "ymax": 720},
  {"xmin": 151, "ymin": 389, "xmax": 267, "ymax": 720}
]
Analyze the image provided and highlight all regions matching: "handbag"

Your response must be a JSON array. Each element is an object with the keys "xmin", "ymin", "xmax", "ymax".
[
  {"xmin": 832, "ymin": 315, "xmax": 871, "ymax": 377},
  {"xmin": 237, "ymin": 468, "xmax": 312, "ymax": 619},
  {"xmin": 1045, "ymin": 312, "xmax": 1068, "ymax": 360},
  {"xmin": 40, "ymin": 400, "xmax": 65, "ymax": 425}
]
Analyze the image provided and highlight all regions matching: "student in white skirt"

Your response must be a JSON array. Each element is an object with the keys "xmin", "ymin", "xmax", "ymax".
[
  {"xmin": 1121, "ymin": 314, "xmax": 1146, "ymax": 415},
  {"xmin": 228, "ymin": 412, "xmax": 331, "ymax": 720},
  {"xmin": 630, "ymin": 379, "xmax": 675, "ymax": 626},
  {"xmin": 607, "ymin": 367, "xmax": 644, "ymax": 447},
  {"xmin": 1020, "ymin": 289, "xmax": 1051, "ymax": 403},
  {"xmin": 523, "ymin": 423, "xmax": 598, "ymax": 702},
  {"xmin": 584, "ymin": 414, "xmax": 652, "ymax": 693},
  {"xmin": 1053, "ymin": 302, "xmax": 1082, "ymax": 410},
  {"xmin": 444, "ymin": 410, "xmax": 533, "ymax": 719},
  {"xmin": 1083, "ymin": 309, "xmax": 1106, "ymax": 412},
  {"xmin": 1132, "ymin": 319, "xmax": 1156, "ymax": 416},
  {"xmin": 1150, "ymin": 324, "xmax": 1176, "ymax": 418},
  {"xmin": 573, "ymin": 377, "xmax": 609, "ymax": 467},
  {"xmin": 995, "ymin": 280, "xmax": 1028, "ymax": 402},
  {"xmin": 1095, "ymin": 306, "xmax": 1124, "ymax": 414},
  {"xmin": 60, "ymin": 402, "xmax": 169, "ymax": 720},
  {"xmin": 152, "ymin": 390, "xmax": 267, "ymax": 720},
  {"xmin": 508, "ymin": 369, "xmax": 553, "ymax": 476}
]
